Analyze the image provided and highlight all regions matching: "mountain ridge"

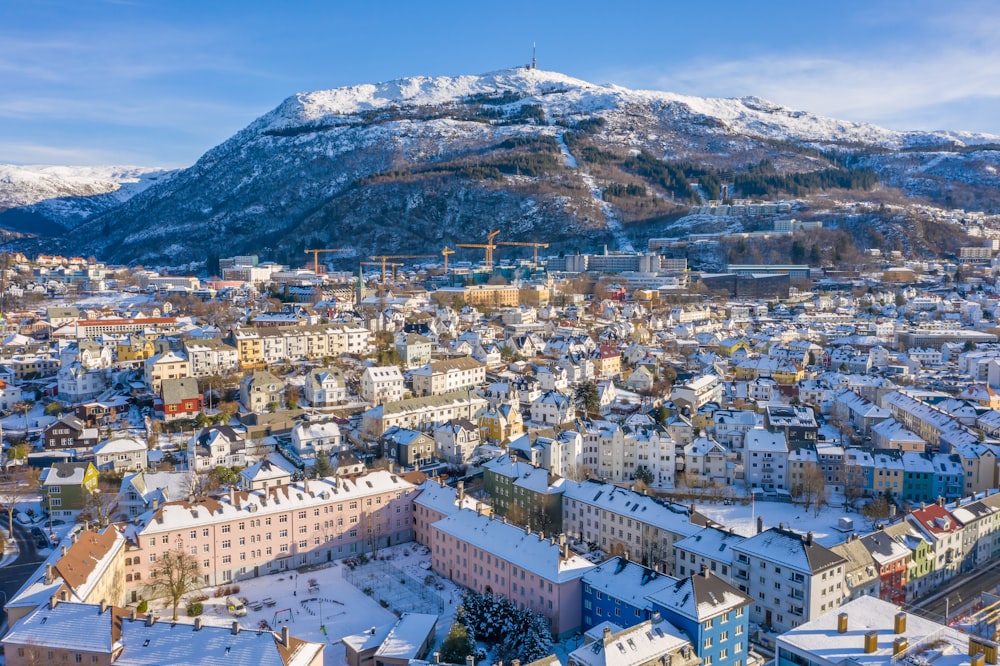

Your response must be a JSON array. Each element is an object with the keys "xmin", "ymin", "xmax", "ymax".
[{"xmin": 4, "ymin": 68, "xmax": 999, "ymax": 265}]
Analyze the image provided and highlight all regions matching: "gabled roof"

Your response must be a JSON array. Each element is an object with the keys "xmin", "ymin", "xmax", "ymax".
[
  {"xmin": 645, "ymin": 569, "xmax": 751, "ymax": 621},
  {"xmin": 733, "ymin": 527, "xmax": 845, "ymax": 574}
]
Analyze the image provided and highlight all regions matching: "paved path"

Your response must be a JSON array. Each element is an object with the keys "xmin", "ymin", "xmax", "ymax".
[{"xmin": 0, "ymin": 521, "xmax": 46, "ymax": 626}]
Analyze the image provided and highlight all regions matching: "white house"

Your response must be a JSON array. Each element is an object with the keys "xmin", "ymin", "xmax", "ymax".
[
  {"xmin": 289, "ymin": 420, "xmax": 343, "ymax": 459},
  {"xmin": 743, "ymin": 428, "xmax": 789, "ymax": 491},
  {"xmin": 360, "ymin": 366, "xmax": 404, "ymax": 406},
  {"xmin": 92, "ymin": 436, "xmax": 147, "ymax": 473},
  {"xmin": 303, "ymin": 367, "xmax": 348, "ymax": 407}
]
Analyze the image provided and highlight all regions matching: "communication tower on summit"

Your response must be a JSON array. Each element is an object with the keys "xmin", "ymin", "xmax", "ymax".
[{"xmin": 532, "ymin": 42, "xmax": 537, "ymax": 69}]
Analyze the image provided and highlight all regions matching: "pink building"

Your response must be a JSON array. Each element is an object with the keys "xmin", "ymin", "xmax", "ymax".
[
  {"xmin": 412, "ymin": 480, "xmax": 485, "ymax": 546},
  {"xmin": 430, "ymin": 509, "xmax": 595, "ymax": 638},
  {"xmin": 122, "ymin": 471, "xmax": 416, "ymax": 602}
]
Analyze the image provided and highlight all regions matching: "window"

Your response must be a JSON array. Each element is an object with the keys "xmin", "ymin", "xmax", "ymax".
[{"xmin": 222, "ymin": 525, "xmax": 231, "ymax": 533}]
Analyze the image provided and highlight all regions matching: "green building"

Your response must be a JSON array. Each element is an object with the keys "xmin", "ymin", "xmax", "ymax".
[{"xmin": 483, "ymin": 453, "xmax": 564, "ymax": 533}]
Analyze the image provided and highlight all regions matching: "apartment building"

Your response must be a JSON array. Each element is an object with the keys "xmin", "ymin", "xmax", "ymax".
[
  {"xmin": 229, "ymin": 324, "xmax": 372, "ymax": 368},
  {"xmin": 671, "ymin": 375, "xmax": 723, "ymax": 413},
  {"xmin": 362, "ymin": 390, "xmax": 487, "ymax": 437},
  {"xmin": 303, "ymin": 367, "xmax": 348, "ymax": 407},
  {"xmin": 183, "ymin": 337, "xmax": 240, "ymax": 377},
  {"xmin": 484, "ymin": 453, "xmax": 565, "ymax": 532},
  {"xmin": 143, "ymin": 350, "xmax": 191, "ymax": 394},
  {"xmin": 731, "ymin": 527, "xmax": 846, "ymax": 633},
  {"xmin": 562, "ymin": 480, "xmax": 702, "ymax": 573},
  {"xmin": 360, "ymin": 366, "xmax": 404, "ymax": 406},
  {"xmin": 673, "ymin": 526, "xmax": 746, "ymax": 582},
  {"xmin": 122, "ymin": 471, "xmax": 416, "ymax": 600},
  {"xmin": 429, "ymin": 508, "xmax": 595, "ymax": 637},
  {"xmin": 411, "ymin": 356, "xmax": 486, "ymax": 397},
  {"xmin": 743, "ymin": 428, "xmax": 789, "ymax": 491}
]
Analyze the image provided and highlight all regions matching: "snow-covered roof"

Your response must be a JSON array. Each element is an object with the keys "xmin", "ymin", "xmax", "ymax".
[
  {"xmin": 432, "ymin": 509, "xmax": 595, "ymax": 583},
  {"xmin": 563, "ymin": 481, "xmax": 701, "ymax": 540},
  {"xmin": 568, "ymin": 617, "xmax": 691, "ymax": 666},
  {"xmin": 374, "ymin": 613, "xmax": 437, "ymax": 660},
  {"xmin": 582, "ymin": 557, "xmax": 673, "ymax": 611},
  {"xmin": 733, "ymin": 527, "xmax": 845, "ymax": 574},
  {"xmin": 646, "ymin": 569, "xmax": 751, "ymax": 622}
]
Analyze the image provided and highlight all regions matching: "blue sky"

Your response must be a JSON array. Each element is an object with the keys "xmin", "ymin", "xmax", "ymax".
[{"xmin": 2, "ymin": 0, "xmax": 998, "ymax": 167}]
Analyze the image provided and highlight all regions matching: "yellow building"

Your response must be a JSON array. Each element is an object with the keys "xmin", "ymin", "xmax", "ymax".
[
  {"xmin": 478, "ymin": 403, "xmax": 524, "ymax": 443},
  {"xmin": 431, "ymin": 285, "xmax": 520, "ymax": 308},
  {"xmin": 773, "ymin": 362, "xmax": 805, "ymax": 386},
  {"xmin": 116, "ymin": 335, "xmax": 154, "ymax": 365},
  {"xmin": 230, "ymin": 328, "xmax": 266, "ymax": 369}
]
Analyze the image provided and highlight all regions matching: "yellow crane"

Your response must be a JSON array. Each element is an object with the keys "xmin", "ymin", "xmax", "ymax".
[
  {"xmin": 366, "ymin": 255, "xmax": 435, "ymax": 284},
  {"xmin": 304, "ymin": 248, "xmax": 349, "ymax": 274},
  {"xmin": 441, "ymin": 246, "xmax": 456, "ymax": 273},
  {"xmin": 456, "ymin": 229, "xmax": 501, "ymax": 271},
  {"xmin": 361, "ymin": 261, "xmax": 404, "ymax": 283},
  {"xmin": 496, "ymin": 241, "xmax": 549, "ymax": 268}
]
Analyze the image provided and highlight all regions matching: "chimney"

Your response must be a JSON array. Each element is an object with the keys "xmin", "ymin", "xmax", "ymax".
[
  {"xmin": 779, "ymin": 522, "xmax": 784, "ymax": 530},
  {"xmin": 475, "ymin": 501, "xmax": 483, "ymax": 515},
  {"xmin": 231, "ymin": 621, "xmax": 240, "ymax": 635},
  {"xmin": 61, "ymin": 545, "xmax": 67, "ymax": 556},
  {"xmin": 701, "ymin": 564, "xmax": 710, "ymax": 577},
  {"xmin": 281, "ymin": 625, "xmax": 290, "ymax": 647},
  {"xmin": 624, "ymin": 550, "xmax": 630, "ymax": 562},
  {"xmin": 837, "ymin": 613, "xmax": 848, "ymax": 634},
  {"xmin": 130, "ymin": 609, "xmax": 137, "ymax": 621},
  {"xmin": 972, "ymin": 654, "xmax": 986, "ymax": 666},
  {"xmin": 152, "ymin": 498, "xmax": 158, "ymax": 510},
  {"xmin": 512, "ymin": 661, "xmax": 520, "ymax": 666},
  {"xmin": 893, "ymin": 637, "xmax": 908, "ymax": 656},
  {"xmin": 229, "ymin": 486, "xmax": 236, "ymax": 504},
  {"xmin": 146, "ymin": 614, "xmax": 156, "ymax": 627},
  {"xmin": 890, "ymin": 504, "xmax": 897, "ymax": 519},
  {"xmin": 938, "ymin": 496, "xmax": 945, "ymax": 508},
  {"xmin": 434, "ymin": 652, "xmax": 441, "ymax": 664},
  {"xmin": 757, "ymin": 516, "xmax": 763, "ymax": 534},
  {"xmin": 45, "ymin": 564, "xmax": 54, "ymax": 584},
  {"xmin": 805, "ymin": 532, "xmax": 814, "ymax": 546},
  {"xmin": 864, "ymin": 631, "xmax": 878, "ymax": 654},
  {"xmin": 50, "ymin": 594, "xmax": 59, "ymax": 610},
  {"xmin": 457, "ymin": 480, "xmax": 465, "ymax": 501},
  {"xmin": 100, "ymin": 600, "xmax": 108, "ymax": 615},
  {"xmin": 194, "ymin": 617, "xmax": 203, "ymax": 631},
  {"xmin": 894, "ymin": 612, "xmax": 907, "ymax": 634},
  {"xmin": 652, "ymin": 611, "xmax": 661, "ymax": 623},
  {"xmin": 603, "ymin": 626, "xmax": 612, "ymax": 642},
  {"xmin": 466, "ymin": 656, "xmax": 475, "ymax": 666},
  {"xmin": 560, "ymin": 533, "xmax": 569, "ymax": 560}
]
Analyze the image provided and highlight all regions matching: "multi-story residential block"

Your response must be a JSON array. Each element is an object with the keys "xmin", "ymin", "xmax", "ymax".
[
  {"xmin": 712, "ymin": 409, "xmax": 759, "ymax": 449},
  {"xmin": 881, "ymin": 521, "xmax": 935, "ymax": 601},
  {"xmin": 951, "ymin": 495, "xmax": 1000, "ymax": 570},
  {"xmin": 116, "ymin": 334, "xmax": 155, "ymax": 366},
  {"xmin": 361, "ymin": 390, "xmax": 487, "ymax": 437},
  {"xmin": 562, "ymin": 480, "xmax": 702, "ymax": 572},
  {"xmin": 122, "ymin": 471, "xmax": 416, "ymax": 598},
  {"xmin": 731, "ymin": 527, "xmax": 846, "ymax": 633},
  {"xmin": 871, "ymin": 418, "xmax": 926, "ymax": 451},
  {"xmin": 647, "ymin": 569, "xmax": 753, "ymax": 666},
  {"xmin": 303, "ymin": 367, "xmax": 348, "ymax": 407},
  {"xmin": 950, "ymin": 442, "xmax": 998, "ymax": 495},
  {"xmin": 229, "ymin": 324, "xmax": 372, "ymax": 368},
  {"xmin": 381, "ymin": 427, "xmax": 435, "ymax": 469},
  {"xmin": 143, "ymin": 350, "xmax": 191, "ymax": 394},
  {"xmin": 74, "ymin": 317, "xmax": 180, "ymax": 340},
  {"xmin": 673, "ymin": 526, "xmax": 745, "ymax": 581},
  {"xmin": 360, "ymin": 365, "xmax": 404, "ymax": 406},
  {"xmin": 429, "ymin": 508, "xmax": 595, "ymax": 637},
  {"xmin": 56, "ymin": 363, "xmax": 109, "ymax": 402},
  {"xmin": 743, "ymin": 428, "xmax": 788, "ymax": 491},
  {"xmin": 411, "ymin": 479, "xmax": 484, "ymax": 546},
  {"xmin": 478, "ymin": 403, "xmax": 525, "ymax": 443},
  {"xmin": 182, "ymin": 337, "xmax": 240, "ymax": 377},
  {"xmin": 484, "ymin": 454, "xmax": 565, "ymax": 532},
  {"xmin": 581, "ymin": 556, "xmax": 673, "ymax": 630}
]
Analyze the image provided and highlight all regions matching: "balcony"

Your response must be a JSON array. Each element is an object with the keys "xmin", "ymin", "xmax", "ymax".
[{"xmin": 735, "ymin": 569, "xmax": 749, "ymax": 581}]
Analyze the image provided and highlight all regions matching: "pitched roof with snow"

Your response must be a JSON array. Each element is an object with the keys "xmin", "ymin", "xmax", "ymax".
[
  {"xmin": 733, "ymin": 527, "xmax": 845, "ymax": 574},
  {"xmin": 645, "ymin": 569, "xmax": 751, "ymax": 622}
]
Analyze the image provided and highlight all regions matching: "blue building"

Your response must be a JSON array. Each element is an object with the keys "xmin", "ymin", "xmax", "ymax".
[
  {"xmin": 929, "ymin": 452, "xmax": 963, "ymax": 501},
  {"xmin": 581, "ymin": 557, "xmax": 671, "ymax": 630},
  {"xmin": 647, "ymin": 569, "xmax": 752, "ymax": 666}
]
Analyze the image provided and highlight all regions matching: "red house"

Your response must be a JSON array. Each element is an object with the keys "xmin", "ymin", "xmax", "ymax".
[
  {"xmin": 860, "ymin": 531, "xmax": 910, "ymax": 604},
  {"xmin": 155, "ymin": 377, "xmax": 202, "ymax": 422}
]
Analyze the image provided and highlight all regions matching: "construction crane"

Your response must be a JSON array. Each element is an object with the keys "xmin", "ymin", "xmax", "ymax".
[
  {"xmin": 441, "ymin": 246, "xmax": 456, "ymax": 273},
  {"xmin": 304, "ymin": 248, "xmax": 349, "ymax": 274},
  {"xmin": 456, "ymin": 229, "xmax": 501, "ymax": 271},
  {"xmin": 496, "ymin": 241, "xmax": 549, "ymax": 268},
  {"xmin": 360, "ymin": 261, "xmax": 404, "ymax": 283},
  {"xmin": 366, "ymin": 255, "xmax": 434, "ymax": 284}
]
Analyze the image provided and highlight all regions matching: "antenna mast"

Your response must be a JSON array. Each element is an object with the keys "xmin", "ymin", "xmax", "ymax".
[{"xmin": 532, "ymin": 42, "xmax": 537, "ymax": 69}]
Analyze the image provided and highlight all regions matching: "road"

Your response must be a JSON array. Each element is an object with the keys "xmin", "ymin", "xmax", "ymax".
[
  {"xmin": 0, "ymin": 520, "xmax": 46, "ymax": 626},
  {"xmin": 909, "ymin": 561, "xmax": 1000, "ymax": 624}
]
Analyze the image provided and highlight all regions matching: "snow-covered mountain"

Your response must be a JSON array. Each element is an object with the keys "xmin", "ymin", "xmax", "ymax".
[
  {"xmin": 0, "ymin": 165, "xmax": 174, "ymax": 234},
  {"xmin": 9, "ymin": 68, "xmax": 1000, "ymax": 264}
]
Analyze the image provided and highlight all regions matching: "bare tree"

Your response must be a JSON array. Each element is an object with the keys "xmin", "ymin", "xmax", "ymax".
[
  {"xmin": 862, "ymin": 497, "xmax": 892, "ymax": 530},
  {"xmin": 146, "ymin": 548, "xmax": 203, "ymax": 620},
  {"xmin": 80, "ymin": 482, "xmax": 120, "ymax": 528},
  {"xmin": 801, "ymin": 463, "xmax": 828, "ymax": 516},
  {"xmin": 361, "ymin": 509, "xmax": 387, "ymax": 559},
  {"xmin": 0, "ymin": 464, "xmax": 40, "ymax": 535}
]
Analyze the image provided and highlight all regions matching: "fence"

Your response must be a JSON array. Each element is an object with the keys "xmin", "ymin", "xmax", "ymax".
[{"xmin": 341, "ymin": 557, "xmax": 445, "ymax": 616}]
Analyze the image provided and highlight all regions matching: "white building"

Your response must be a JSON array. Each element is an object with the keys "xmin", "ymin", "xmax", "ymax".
[
  {"xmin": 92, "ymin": 436, "xmax": 147, "ymax": 473},
  {"xmin": 743, "ymin": 428, "xmax": 789, "ymax": 491},
  {"xmin": 303, "ymin": 367, "xmax": 348, "ymax": 407},
  {"xmin": 360, "ymin": 366, "xmax": 404, "ymax": 406}
]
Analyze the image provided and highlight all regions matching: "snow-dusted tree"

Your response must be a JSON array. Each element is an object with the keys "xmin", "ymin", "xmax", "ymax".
[
  {"xmin": 497, "ymin": 607, "xmax": 553, "ymax": 664},
  {"xmin": 439, "ymin": 621, "xmax": 475, "ymax": 664},
  {"xmin": 146, "ymin": 548, "xmax": 203, "ymax": 620}
]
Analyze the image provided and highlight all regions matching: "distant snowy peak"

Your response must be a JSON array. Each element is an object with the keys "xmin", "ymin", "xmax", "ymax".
[
  {"xmin": 258, "ymin": 68, "xmax": 1000, "ymax": 150},
  {"xmin": 0, "ymin": 164, "xmax": 173, "ymax": 210}
]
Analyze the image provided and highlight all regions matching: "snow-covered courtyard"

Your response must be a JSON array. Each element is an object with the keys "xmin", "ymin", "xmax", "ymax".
[
  {"xmin": 141, "ymin": 543, "xmax": 461, "ymax": 666},
  {"xmin": 695, "ymin": 497, "xmax": 860, "ymax": 547}
]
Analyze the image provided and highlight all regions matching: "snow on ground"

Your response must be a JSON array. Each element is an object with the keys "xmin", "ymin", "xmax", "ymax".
[
  {"xmin": 142, "ymin": 543, "xmax": 461, "ymax": 666},
  {"xmin": 695, "ymin": 497, "xmax": 858, "ymax": 548}
]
